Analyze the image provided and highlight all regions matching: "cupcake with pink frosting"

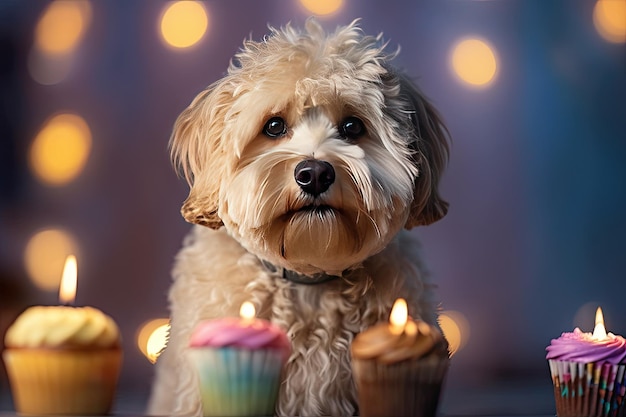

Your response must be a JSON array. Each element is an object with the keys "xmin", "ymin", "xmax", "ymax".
[
  {"xmin": 188, "ymin": 302, "xmax": 291, "ymax": 417},
  {"xmin": 546, "ymin": 308, "xmax": 626, "ymax": 417}
]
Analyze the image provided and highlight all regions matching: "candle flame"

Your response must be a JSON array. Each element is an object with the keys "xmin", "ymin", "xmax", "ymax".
[
  {"xmin": 592, "ymin": 306, "xmax": 608, "ymax": 340},
  {"xmin": 389, "ymin": 298, "xmax": 408, "ymax": 335},
  {"xmin": 59, "ymin": 255, "xmax": 77, "ymax": 305},
  {"xmin": 240, "ymin": 301, "xmax": 256, "ymax": 320}
]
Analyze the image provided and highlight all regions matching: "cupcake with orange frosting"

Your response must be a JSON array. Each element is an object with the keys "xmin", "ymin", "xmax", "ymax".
[
  {"xmin": 351, "ymin": 299, "xmax": 450, "ymax": 417},
  {"xmin": 188, "ymin": 302, "xmax": 291, "ymax": 417},
  {"xmin": 2, "ymin": 305, "xmax": 123, "ymax": 415},
  {"xmin": 546, "ymin": 307, "xmax": 626, "ymax": 417}
]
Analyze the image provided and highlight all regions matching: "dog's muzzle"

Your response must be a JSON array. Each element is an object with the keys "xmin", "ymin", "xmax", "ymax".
[{"xmin": 294, "ymin": 159, "xmax": 335, "ymax": 196}]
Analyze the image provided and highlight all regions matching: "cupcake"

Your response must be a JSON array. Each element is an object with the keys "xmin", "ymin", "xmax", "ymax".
[
  {"xmin": 546, "ymin": 308, "xmax": 626, "ymax": 417},
  {"xmin": 351, "ymin": 299, "xmax": 450, "ymax": 417},
  {"xmin": 2, "ymin": 305, "xmax": 122, "ymax": 415},
  {"xmin": 188, "ymin": 302, "xmax": 291, "ymax": 417}
]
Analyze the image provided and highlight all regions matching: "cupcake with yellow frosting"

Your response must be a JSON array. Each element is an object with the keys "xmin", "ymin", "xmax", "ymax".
[
  {"xmin": 2, "ymin": 305, "xmax": 123, "ymax": 415},
  {"xmin": 351, "ymin": 299, "xmax": 450, "ymax": 417}
]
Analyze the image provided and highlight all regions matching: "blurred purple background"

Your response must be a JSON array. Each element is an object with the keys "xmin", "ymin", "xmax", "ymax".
[{"xmin": 1, "ymin": 0, "xmax": 625, "ymax": 414}]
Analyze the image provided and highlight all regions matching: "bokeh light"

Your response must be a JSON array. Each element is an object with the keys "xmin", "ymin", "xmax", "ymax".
[
  {"xmin": 593, "ymin": 0, "xmax": 626, "ymax": 43},
  {"xmin": 137, "ymin": 319, "xmax": 170, "ymax": 363},
  {"xmin": 160, "ymin": 1, "xmax": 209, "ymax": 49},
  {"xmin": 24, "ymin": 228, "xmax": 80, "ymax": 292},
  {"xmin": 29, "ymin": 0, "xmax": 91, "ymax": 85},
  {"xmin": 29, "ymin": 113, "xmax": 92, "ymax": 186},
  {"xmin": 299, "ymin": 0, "xmax": 343, "ymax": 15},
  {"xmin": 34, "ymin": 0, "xmax": 92, "ymax": 55},
  {"xmin": 439, "ymin": 310, "xmax": 470, "ymax": 356},
  {"xmin": 451, "ymin": 38, "xmax": 498, "ymax": 87},
  {"xmin": 28, "ymin": 51, "xmax": 73, "ymax": 85}
]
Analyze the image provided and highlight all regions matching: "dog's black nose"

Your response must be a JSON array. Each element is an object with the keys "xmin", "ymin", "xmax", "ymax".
[{"xmin": 294, "ymin": 159, "xmax": 335, "ymax": 196}]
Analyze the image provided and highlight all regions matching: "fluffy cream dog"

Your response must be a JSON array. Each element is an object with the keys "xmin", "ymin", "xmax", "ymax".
[{"xmin": 149, "ymin": 19, "xmax": 449, "ymax": 416}]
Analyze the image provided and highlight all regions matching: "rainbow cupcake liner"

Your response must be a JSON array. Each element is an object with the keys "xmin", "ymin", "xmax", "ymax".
[
  {"xmin": 188, "ymin": 347, "xmax": 285, "ymax": 417},
  {"xmin": 2, "ymin": 348, "xmax": 122, "ymax": 415},
  {"xmin": 548, "ymin": 359, "xmax": 626, "ymax": 417},
  {"xmin": 352, "ymin": 355, "xmax": 449, "ymax": 417}
]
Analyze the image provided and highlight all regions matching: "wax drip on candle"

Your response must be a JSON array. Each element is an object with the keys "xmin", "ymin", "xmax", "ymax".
[
  {"xmin": 59, "ymin": 255, "xmax": 77, "ymax": 305},
  {"xmin": 592, "ymin": 306, "xmax": 608, "ymax": 341},
  {"xmin": 389, "ymin": 298, "xmax": 408, "ymax": 335}
]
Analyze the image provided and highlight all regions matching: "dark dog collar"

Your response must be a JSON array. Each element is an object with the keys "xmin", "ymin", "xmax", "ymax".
[{"xmin": 261, "ymin": 260, "xmax": 340, "ymax": 285}]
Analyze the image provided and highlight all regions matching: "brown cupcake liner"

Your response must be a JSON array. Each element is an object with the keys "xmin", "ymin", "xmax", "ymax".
[
  {"xmin": 548, "ymin": 359, "xmax": 626, "ymax": 417},
  {"xmin": 2, "ymin": 348, "xmax": 122, "ymax": 415},
  {"xmin": 352, "ymin": 355, "xmax": 449, "ymax": 417}
]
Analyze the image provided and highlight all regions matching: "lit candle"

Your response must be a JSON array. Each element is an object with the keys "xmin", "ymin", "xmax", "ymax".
[
  {"xmin": 240, "ymin": 301, "xmax": 256, "ymax": 325},
  {"xmin": 388, "ymin": 298, "xmax": 420, "ymax": 337},
  {"xmin": 389, "ymin": 298, "xmax": 408, "ymax": 335},
  {"xmin": 59, "ymin": 255, "xmax": 77, "ymax": 305},
  {"xmin": 591, "ymin": 306, "xmax": 608, "ymax": 341},
  {"xmin": 351, "ymin": 298, "xmax": 433, "ymax": 360},
  {"xmin": 547, "ymin": 305, "xmax": 625, "ymax": 352}
]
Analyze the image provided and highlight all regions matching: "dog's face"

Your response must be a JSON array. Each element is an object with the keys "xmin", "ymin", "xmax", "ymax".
[{"xmin": 171, "ymin": 20, "xmax": 449, "ymax": 276}]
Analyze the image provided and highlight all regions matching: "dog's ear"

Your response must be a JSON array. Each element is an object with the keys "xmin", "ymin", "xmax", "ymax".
[
  {"xmin": 398, "ymin": 75, "xmax": 450, "ymax": 228},
  {"xmin": 170, "ymin": 80, "xmax": 234, "ymax": 229}
]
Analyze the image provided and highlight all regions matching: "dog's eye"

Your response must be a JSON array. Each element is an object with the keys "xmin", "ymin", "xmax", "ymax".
[
  {"xmin": 338, "ymin": 117, "xmax": 366, "ymax": 141},
  {"xmin": 262, "ymin": 117, "xmax": 287, "ymax": 138}
]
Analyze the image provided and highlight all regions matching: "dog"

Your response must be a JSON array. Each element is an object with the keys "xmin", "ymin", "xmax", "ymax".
[{"xmin": 148, "ymin": 19, "xmax": 449, "ymax": 417}]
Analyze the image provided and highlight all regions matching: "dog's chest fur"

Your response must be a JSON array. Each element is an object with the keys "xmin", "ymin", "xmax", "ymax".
[{"xmin": 163, "ymin": 225, "xmax": 435, "ymax": 416}]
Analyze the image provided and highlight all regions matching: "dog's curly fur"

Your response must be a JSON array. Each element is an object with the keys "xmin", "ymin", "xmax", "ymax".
[{"xmin": 148, "ymin": 19, "xmax": 449, "ymax": 416}]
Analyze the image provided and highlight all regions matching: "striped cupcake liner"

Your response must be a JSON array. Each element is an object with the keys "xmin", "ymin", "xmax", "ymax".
[
  {"xmin": 188, "ymin": 347, "xmax": 285, "ymax": 417},
  {"xmin": 352, "ymin": 355, "xmax": 450, "ymax": 417},
  {"xmin": 548, "ymin": 359, "xmax": 626, "ymax": 417}
]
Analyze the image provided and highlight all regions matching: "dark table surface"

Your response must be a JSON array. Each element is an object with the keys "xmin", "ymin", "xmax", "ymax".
[{"xmin": 0, "ymin": 377, "xmax": 557, "ymax": 417}]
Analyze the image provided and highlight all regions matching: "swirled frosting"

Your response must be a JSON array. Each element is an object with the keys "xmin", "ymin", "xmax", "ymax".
[
  {"xmin": 5, "ymin": 306, "xmax": 121, "ymax": 349},
  {"xmin": 546, "ymin": 328, "xmax": 626, "ymax": 364},
  {"xmin": 189, "ymin": 317, "xmax": 291, "ymax": 357},
  {"xmin": 351, "ymin": 319, "xmax": 448, "ymax": 364}
]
